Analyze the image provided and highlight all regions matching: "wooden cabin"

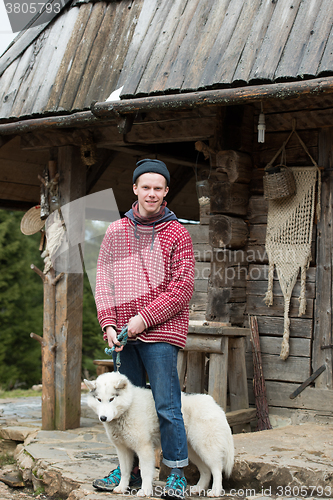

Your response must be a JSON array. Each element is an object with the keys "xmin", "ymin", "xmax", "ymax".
[{"xmin": 0, "ymin": 0, "xmax": 333, "ymax": 430}]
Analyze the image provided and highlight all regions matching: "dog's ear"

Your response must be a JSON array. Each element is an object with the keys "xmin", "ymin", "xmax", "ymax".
[
  {"xmin": 115, "ymin": 377, "xmax": 128, "ymax": 391},
  {"xmin": 84, "ymin": 379, "xmax": 96, "ymax": 392}
]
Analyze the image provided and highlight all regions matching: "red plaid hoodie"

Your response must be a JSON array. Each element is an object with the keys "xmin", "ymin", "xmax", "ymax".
[{"xmin": 95, "ymin": 218, "xmax": 195, "ymax": 348}]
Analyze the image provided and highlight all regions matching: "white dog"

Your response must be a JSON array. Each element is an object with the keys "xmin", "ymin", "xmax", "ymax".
[{"xmin": 84, "ymin": 371, "xmax": 234, "ymax": 497}]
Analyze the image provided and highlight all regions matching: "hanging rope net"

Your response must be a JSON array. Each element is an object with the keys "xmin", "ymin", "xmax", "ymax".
[{"xmin": 265, "ymin": 166, "xmax": 321, "ymax": 360}]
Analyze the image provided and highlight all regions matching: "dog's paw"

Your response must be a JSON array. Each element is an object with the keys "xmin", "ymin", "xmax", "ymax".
[
  {"xmin": 113, "ymin": 485, "xmax": 127, "ymax": 494},
  {"xmin": 207, "ymin": 489, "xmax": 221, "ymax": 498},
  {"xmin": 137, "ymin": 487, "xmax": 154, "ymax": 497}
]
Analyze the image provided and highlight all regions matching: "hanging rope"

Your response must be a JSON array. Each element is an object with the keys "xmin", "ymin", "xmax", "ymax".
[{"xmin": 105, "ymin": 324, "xmax": 128, "ymax": 370}]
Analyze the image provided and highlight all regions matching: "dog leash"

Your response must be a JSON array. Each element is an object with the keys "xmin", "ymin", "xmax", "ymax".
[{"xmin": 104, "ymin": 324, "xmax": 128, "ymax": 371}]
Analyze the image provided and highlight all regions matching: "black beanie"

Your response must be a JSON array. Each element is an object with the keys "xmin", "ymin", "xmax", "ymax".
[{"xmin": 133, "ymin": 159, "xmax": 170, "ymax": 186}]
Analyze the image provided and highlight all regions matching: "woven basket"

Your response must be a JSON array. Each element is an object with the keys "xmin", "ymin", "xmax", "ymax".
[
  {"xmin": 263, "ymin": 165, "xmax": 296, "ymax": 200},
  {"xmin": 20, "ymin": 205, "xmax": 45, "ymax": 235}
]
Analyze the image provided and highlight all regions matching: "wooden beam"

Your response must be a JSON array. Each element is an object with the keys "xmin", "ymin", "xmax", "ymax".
[
  {"xmin": 228, "ymin": 336, "xmax": 251, "ymax": 432},
  {"xmin": 19, "ymin": 116, "xmax": 214, "ymax": 150},
  {"xmin": 184, "ymin": 334, "xmax": 228, "ymax": 354},
  {"xmin": 210, "ymin": 181, "xmax": 249, "ymax": 216},
  {"xmin": 209, "ymin": 215, "xmax": 249, "ymax": 249},
  {"xmin": 186, "ymin": 352, "xmax": 205, "ymax": 393},
  {"xmin": 313, "ymin": 128, "xmax": 333, "ymax": 389},
  {"xmin": 55, "ymin": 145, "xmax": 86, "ymax": 430},
  {"xmin": 30, "ymin": 267, "xmax": 60, "ymax": 430},
  {"xmin": 91, "ymin": 77, "xmax": 333, "ymax": 117},
  {"xmin": 2, "ymin": 76, "xmax": 333, "ymax": 137},
  {"xmin": 216, "ymin": 150, "xmax": 252, "ymax": 183},
  {"xmin": 265, "ymin": 108, "xmax": 333, "ymax": 132},
  {"xmin": 104, "ymin": 145, "xmax": 208, "ymax": 169},
  {"xmin": 188, "ymin": 322, "xmax": 250, "ymax": 336},
  {"xmin": 177, "ymin": 350, "xmax": 187, "ymax": 391},
  {"xmin": 208, "ymin": 346, "xmax": 228, "ymax": 411},
  {"xmin": 97, "ymin": 116, "xmax": 214, "ymax": 145},
  {"xmin": 21, "ymin": 129, "xmax": 94, "ymax": 151},
  {"xmin": 226, "ymin": 408, "xmax": 257, "ymax": 427}
]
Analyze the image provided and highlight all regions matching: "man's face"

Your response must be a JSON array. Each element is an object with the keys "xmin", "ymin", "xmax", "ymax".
[{"xmin": 133, "ymin": 172, "xmax": 169, "ymax": 217}]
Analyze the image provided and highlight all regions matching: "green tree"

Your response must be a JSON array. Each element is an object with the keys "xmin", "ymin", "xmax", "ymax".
[
  {"xmin": 0, "ymin": 209, "xmax": 43, "ymax": 389},
  {"xmin": 0, "ymin": 210, "xmax": 107, "ymax": 389}
]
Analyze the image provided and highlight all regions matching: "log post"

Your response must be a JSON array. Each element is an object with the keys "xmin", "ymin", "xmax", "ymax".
[
  {"xmin": 185, "ymin": 352, "xmax": 205, "ymax": 393},
  {"xmin": 210, "ymin": 181, "xmax": 249, "ymax": 215},
  {"xmin": 216, "ymin": 150, "xmax": 252, "ymax": 184},
  {"xmin": 228, "ymin": 336, "xmax": 251, "ymax": 433},
  {"xmin": 208, "ymin": 343, "xmax": 228, "ymax": 410},
  {"xmin": 313, "ymin": 129, "xmax": 333, "ymax": 389},
  {"xmin": 54, "ymin": 145, "xmax": 86, "ymax": 430},
  {"xmin": 30, "ymin": 265, "xmax": 60, "ymax": 430},
  {"xmin": 206, "ymin": 287, "xmax": 246, "ymax": 325},
  {"xmin": 41, "ymin": 270, "xmax": 56, "ymax": 430},
  {"xmin": 209, "ymin": 215, "xmax": 248, "ymax": 249}
]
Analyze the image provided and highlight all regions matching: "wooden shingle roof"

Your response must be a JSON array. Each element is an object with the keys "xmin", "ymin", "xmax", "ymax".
[{"xmin": 1, "ymin": 0, "xmax": 333, "ymax": 121}]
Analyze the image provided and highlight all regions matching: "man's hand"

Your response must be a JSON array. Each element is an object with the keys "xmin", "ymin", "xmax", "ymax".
[
  {"xmin": 127, "ymin": 315, "xmax": 146, "ymax": 338},
  {"xmin": 105, "ymin": 326, "xmax": 123, "ymax": 352}
]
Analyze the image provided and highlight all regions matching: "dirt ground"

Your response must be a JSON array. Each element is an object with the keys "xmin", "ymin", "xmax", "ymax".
[
  {"xmin": 0, "ymin": 463, "xmax": 53, "ymax": 500},
  {"xmin": 0, "ymin": 481, "xmax": 52, "ymax": 499}
]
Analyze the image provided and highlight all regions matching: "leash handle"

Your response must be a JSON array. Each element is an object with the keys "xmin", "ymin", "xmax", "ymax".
[{"xmin": 104, "ymin": 324, "xmax": 128, "ymax": 371}]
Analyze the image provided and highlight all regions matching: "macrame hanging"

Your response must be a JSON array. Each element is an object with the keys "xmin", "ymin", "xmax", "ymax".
[{"xmin": 264, "ymin": 124, "xmax": 321, "ymax": 360}]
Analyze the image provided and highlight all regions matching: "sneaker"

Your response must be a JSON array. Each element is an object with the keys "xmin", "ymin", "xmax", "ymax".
[
  {"xmin": 163, "ymin": 473, "xmax": 187, "ymax": 499},
  {"xmin": 92, "ymin": 465, "xmax": 142, "ymax": 491}
]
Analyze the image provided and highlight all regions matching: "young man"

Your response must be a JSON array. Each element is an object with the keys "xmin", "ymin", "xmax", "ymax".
[{"xmin": 93, "ymin": 159, "xmax": 195, "ymax": 497}]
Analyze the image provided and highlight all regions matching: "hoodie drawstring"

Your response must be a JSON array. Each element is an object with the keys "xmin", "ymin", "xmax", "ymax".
[
  {"xmin": 134, "ymin": 220, "xmax": 140, "ymax": 240},
  {"xmin": 150, "ymin": 222, "xmax": 156, "ymax": 251}
]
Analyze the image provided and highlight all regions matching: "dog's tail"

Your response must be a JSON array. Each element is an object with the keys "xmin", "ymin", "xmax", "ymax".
[{"xmin": 224, "ymin": 433, "xmax": 235, "ymax": 478}]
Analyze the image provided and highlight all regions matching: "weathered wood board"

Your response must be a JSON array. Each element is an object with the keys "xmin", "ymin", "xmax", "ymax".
[
  {"xmin": 247, "ymin": 295, "xmax": 313, "ymax": 319},
  {"xmin": 313, "ymin": 129, "xmax": 333, "ymax": 389},
  {"xmin": 253, "ymin": 316, "xmax": 313, "ymax": 339},
  {"xmin": 246, "ymin": 352, "xmax": 310, "ymax": 384},
  {"xmin": 246, "ymin": 335, "xmax": 311, "ymax": 358},
  {"xmin": 248, "ymin": 380, "xmax": 333, "ymax": 412}
]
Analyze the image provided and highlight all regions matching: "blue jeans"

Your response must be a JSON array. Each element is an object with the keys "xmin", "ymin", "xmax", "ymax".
[{"xmin": 113, "ymin": 341, "xmax": 188, "ymax": 468}]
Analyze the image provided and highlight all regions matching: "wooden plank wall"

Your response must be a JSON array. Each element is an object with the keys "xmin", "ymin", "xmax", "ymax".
[
  {"xmin": 183, "ymin": 109, "xmax": 333, "ymax": 421},
  {"xmin": 245, "ymin": 125, "xmax": 326, "ymax": 417}
]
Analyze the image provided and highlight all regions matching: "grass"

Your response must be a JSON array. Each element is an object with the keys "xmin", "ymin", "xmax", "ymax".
[
  {"xmin": 0, "ymin": 453, "xmax": 16, "ymax": 466},
  {"xmin": 0, "ymin": 388, "xmax": 41, "ymax": 399}
]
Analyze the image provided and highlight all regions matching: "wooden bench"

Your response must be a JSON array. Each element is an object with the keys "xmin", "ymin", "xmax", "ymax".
[
  {"xmin": 178, "ymin": 320, "xmax": 253, "ymax": 433},
  {"xmin": 93, "ymin": 359, "xmax": 114, "ymax": 376}
]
